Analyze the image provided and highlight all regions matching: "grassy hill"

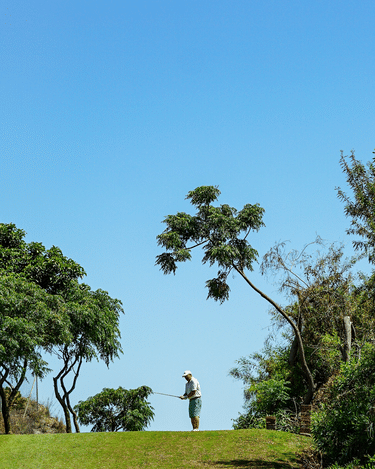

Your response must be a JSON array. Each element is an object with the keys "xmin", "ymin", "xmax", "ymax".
[{"xmin": 0, "ymin": 429, "xmax": 311, "ymax": 468}]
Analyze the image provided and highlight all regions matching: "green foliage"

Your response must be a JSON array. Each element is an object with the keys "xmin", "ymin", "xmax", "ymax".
[
  {"xmin": 337, "ymin": 150, "xmax": 375, "ymax": 264},
  {"xmin": 273, "ymin": 409, "xmax": 300, "ymax": 433},
  {"xmin": 230, "ymin": 345, "xmax": 302, "ymax": 432},
  {"xmin": 0, "ymin": 224, "xmax": 85, "ymax": 293},
  {"xmin": 231, "ymin": 378, "xmax": 296, "ymax": 432},
  {"xmin": 312, "ymin": 343, "xmax": 375, "ymax": 465},
  {"xmin": 156, "ymin": 186, "xmax": 265, "ymax": 302},
  {"xmin": 351, "ymin": 272, "xmax": 375, "ymax": 344},
  {"xmin": 328, "ymin": 457, "xmax": 375, "ymax": 469},
  {"xmin": 249, "ymin": 378, "xmax": 290, "ymax": 416},
  {"xmin": 230, "ymin": 345, "xmax": 293, "ymax": 386},
  {"xmin": 59, "ymin": 282, "xmax": 123, "ymax": 365},
  {"xmin": 232, "ymin": 412, "xmax": 265, "ymax": 430},
  {"xmin": 74, "ymin": 386, "xmax": 154, "ymax": 432},
  {"xmin": 262, "ymin": 240, "xmax": 358, "ymax": 386},
  {"xmin": 0, "ymin": 273, "xmax": 68, "ymax": 378}
]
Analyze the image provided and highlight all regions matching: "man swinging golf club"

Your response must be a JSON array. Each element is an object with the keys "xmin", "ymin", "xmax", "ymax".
[{"xmin": 180, "ymin": 370, "xmax": 202, "ymax": 431}]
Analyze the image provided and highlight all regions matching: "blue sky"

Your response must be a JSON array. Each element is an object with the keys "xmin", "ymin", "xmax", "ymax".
[{"xmin": 2, "ymin": 1, "xmax": 375, "ymax": 431}]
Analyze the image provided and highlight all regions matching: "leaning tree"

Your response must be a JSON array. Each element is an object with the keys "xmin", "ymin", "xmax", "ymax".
[{"xmin": 156, "ymin": 186, "xmax": 316, "ymax": 403}]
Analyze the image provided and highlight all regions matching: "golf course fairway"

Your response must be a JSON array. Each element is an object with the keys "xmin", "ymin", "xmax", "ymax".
[{"xmin": 0, "ymin": 429, "xmax": 312, "ymax": 468}]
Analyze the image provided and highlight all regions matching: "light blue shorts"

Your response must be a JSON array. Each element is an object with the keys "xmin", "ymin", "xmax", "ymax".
[{"xmin": 189, "ymin": 398, "xmax": 202, "ymax": 418}]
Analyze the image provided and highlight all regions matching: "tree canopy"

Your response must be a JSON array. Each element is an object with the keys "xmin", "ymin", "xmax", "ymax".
[
  {"xmin": 74, "ymin": 386, "xmax": 154, "ymax": 432},
  {"xmin": 156, "ymin": 185, "xmax": 265, "ymax": 302},
  {"xmin": 337, "ymin": 149, "xmax": 375, "ymax": 263}
]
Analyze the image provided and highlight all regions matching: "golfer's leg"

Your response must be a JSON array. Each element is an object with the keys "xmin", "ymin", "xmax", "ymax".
[{"xmin": 192, "ymin": 417, "xmax": 199, "ymax": 430}]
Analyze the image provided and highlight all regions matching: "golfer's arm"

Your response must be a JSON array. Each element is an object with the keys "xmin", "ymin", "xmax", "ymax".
[{"xmin": 180, "ymin": 390, "xmax": 195, "ymax": 399}]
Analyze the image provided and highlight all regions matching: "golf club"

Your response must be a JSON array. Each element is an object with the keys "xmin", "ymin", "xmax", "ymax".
[{"xmin": 154, "ymin": 392, "xmax": 181, "ymax": 398}]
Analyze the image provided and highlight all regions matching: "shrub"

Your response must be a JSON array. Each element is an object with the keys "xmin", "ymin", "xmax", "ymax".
[
  {"xmin": 312, "ymin": 344, "xmax": 375, "ymax": 465},
  {"xmin": 232, "ymin": 410, "xmax": 265, "ymax": 430},
  {"xmin": 250, "ymin": 378, "xmax": 290, "ymax": 415},
  {"xmin": 232, "ymin": 378, "xmax": 294, "ymax": 430}
]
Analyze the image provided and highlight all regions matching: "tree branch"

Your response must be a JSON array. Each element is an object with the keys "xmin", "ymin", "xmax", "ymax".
[
  {"xmin": 233, "ymin": 265, "xmax": 316, "ymax": 403},
  {"xmin": 187, "ymin": 239, "xmax": 209, "ymax": 250}
]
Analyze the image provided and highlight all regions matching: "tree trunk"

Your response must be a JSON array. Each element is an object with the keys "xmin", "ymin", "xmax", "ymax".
[
  {"xmin": 0, "ymin": 385, "xmax": 11, "ymax": 434},
  {"xmin": 288, "ymin": 307, "xmax": 302, "ymax": 367},
  {"xmin": 288, "ymin": 335, "xmax": 299, "ymax": 367},
  {"xmin": 0, "ymin": 361, "xmax": 27, "ymax": 435},
  {"xmin": 54, "ymin": 354, "xmax": 83, "ymax": 433},
  {"xmin": 342, "ymin": 316, "xmax": 352, "ymax": 362},
  {"xmin": 53, "ymin": 374, "xmax": 72, "ymax": 433},
  {"xmin": 234, "ymin": 267, "xmax": 316, "ymax": 404},
  {"xmin": 67, "ymin": 396, "xmax": 80, "ymax": 433},
  {"xmin": 61, "ymin": 356, "xmax": 82, "ymax": 433}
]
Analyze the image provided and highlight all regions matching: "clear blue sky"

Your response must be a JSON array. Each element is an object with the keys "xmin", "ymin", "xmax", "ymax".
[{"xmin": 1, "ymin": 1, "xmax": 374, "ymax": 432}]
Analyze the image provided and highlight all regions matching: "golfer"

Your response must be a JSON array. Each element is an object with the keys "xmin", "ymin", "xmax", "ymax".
[{"xmin": 180, "ymin": 370, "xmax": 202, "ymax": 431}]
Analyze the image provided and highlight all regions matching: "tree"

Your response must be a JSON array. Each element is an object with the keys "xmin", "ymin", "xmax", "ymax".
[
  {"xmin": 336, "ymin": 149, "xmax": 375, "ymax": 263},
  {"xmin": 261, "ymin": 240, "xmax": 358, "ymax": 382},
  {"xmin": 0, "ymin": 223, "xmax": 124, "ymax": 433},
  {"xmin": 52, "ymin": 283, "xmax": 124, "ymax": 433},
  {"xmin": 155, "ymin": 186, "xmax": 315, "ymax": 403},
  {"xmin": 74, "ymin": 386, "xmax": 154, "ymax": 432},
  {"xmin": 0, "ymin": 273, "xmax": 68, "ymax": 434}
]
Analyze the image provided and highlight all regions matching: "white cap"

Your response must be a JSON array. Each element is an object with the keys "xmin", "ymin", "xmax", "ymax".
[{"xmin": 182, "ymin": 370, "xmax": 192, "ymax": 377}]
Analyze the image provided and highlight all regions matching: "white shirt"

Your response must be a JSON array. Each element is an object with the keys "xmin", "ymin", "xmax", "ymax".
[{"xmin": 185, "ymin": 376, "xmax": 202, "ymax": 399}]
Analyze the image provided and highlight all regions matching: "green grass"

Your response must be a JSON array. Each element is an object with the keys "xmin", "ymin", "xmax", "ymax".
[{"xmin": 0, "ymin": 429, "xmax": 311, "ymax": 469}]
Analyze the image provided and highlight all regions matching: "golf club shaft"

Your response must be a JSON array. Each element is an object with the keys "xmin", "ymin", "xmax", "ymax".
[{"xmin": 154, "ymin": 392, "xmax": 180, "ymax": 398}]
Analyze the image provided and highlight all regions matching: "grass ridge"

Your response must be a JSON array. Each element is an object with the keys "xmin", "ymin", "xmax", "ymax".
[{"xmin": 0, "ymin": 429, "xmax": 311, "ymax": 468}]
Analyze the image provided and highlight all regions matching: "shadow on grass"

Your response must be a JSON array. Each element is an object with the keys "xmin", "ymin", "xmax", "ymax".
[{"xmin": 209, "ymin": 459, "xmax": 296, "ymax": 468}]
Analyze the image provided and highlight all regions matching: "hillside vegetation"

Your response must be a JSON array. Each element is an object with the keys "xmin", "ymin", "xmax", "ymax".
[
  {"xmin": 0, "ymin": 392, "xmax": 65, "ymax": 435},
  {"xmin": 0, "ymin": 429, "xmax": 311, "ymax": 469}
]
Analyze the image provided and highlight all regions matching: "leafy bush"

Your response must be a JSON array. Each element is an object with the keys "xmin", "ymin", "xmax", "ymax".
[
  {"xmin": 327, "ymin": 454, "xmax": 375, "ymax": 469},
  {"xmin": 232, "ymin": 377, "xmax": 294, "ymax": 430},
  {"xmin": 274, "ymin": 409, "xmax": 299, "ymax": 433},
  {"xmin": 232, "ymin": 411, "xmax": 265, "ymax": 430},
  {"xmin": 250, "ymin": 378, "xmax": 290, "ymax": 415},
  {"xmin": 312, "ymin": 344, "xmax": 375, "ymax": 465}
]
